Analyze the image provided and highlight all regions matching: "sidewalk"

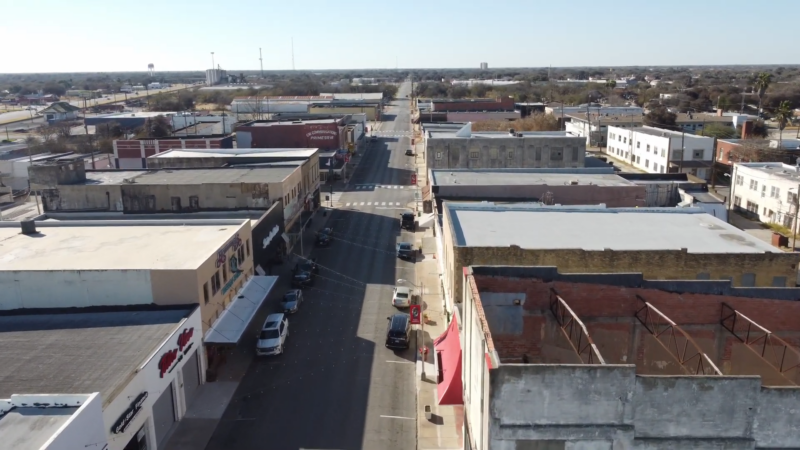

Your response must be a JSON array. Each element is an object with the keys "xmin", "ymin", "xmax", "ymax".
[
  {"xmin": 588, "ymin": 147, "xmax": 644, "ymax": 173},
  {"xmin": 162, "ymin": 207, "xmax": 331, "ymax": 450},
  {"xmin": 413, "ymin": 121, "xmax": 463, "ymax": 450}
]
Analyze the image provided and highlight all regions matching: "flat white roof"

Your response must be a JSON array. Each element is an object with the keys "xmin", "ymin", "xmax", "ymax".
[
  {"xmin": 151, "ymin": 148, "xmax": 318, "ymax": 159},
  {"xmin": 204, "ymin": 276, "xmax": 278, "ymax": 344},
  {"xmin": 445, "ymin": 204, "xmax": 780, "ymax": 254},
  {"xmin": 0, "ymin": 220, "xmax": 246, "ymax": 270}
]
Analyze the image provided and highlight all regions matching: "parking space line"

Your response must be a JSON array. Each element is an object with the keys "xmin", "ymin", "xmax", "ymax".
[
  {"xmin": 380, "ymin": 415, "xmax": 415, "ymax": 420},
  {"xmin": 386, "ymin": 360, "xmax": 413, "ymax": 364}
]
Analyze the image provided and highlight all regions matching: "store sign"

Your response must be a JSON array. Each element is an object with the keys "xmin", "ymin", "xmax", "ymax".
[
  {"xmin": 306, "ymin": 129, "xmax": 336, "ymax": 141},
  {"xmin": 262, "ymin": 225, "xmax": 279, "ymax": 249},
  {"xmin": 410, "ymin": 305, "xmax": 421, "ymax": 325},
  {"xmin": 158, "ymin": 327, "xmax": 195, "ymax": 378},
  {"xmin": 111, "ymin": 391, "xmax": 148, "ymax": 434},
  {"xmin": 221, "ymin": 262, "xmax": 242, "ymax": 295},
  {"xmin": 216, "ymin": 234, "xmax": 243, "ymax": 268}
]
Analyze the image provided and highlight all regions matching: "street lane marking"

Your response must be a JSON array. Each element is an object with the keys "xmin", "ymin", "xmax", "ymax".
[
  {"xmin": 386, "ymin": 360, "xmax": 413, "ymax": 364},
  {"xmin": 380, "ymin": 415, "xmax": 415, "ymax": 420}
]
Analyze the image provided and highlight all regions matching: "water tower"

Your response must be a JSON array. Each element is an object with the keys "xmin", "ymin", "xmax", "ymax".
[{"xmin": 148, "ymin": 63, "xmax": 155, "ymax": 77}]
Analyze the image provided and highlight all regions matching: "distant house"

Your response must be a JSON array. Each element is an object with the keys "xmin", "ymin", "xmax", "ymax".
[{"xmin": 40, "ymin": 102, "xmax": 81, "ymax": 123}]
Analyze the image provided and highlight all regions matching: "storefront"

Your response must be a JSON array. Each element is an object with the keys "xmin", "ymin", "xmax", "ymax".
[
  {"xmin": 251, "ymin": 202, "xmax": 286, "ymax": 275},
  {"xmin": 104, "ymin": 306, "xmax": 205, "ymax": 450}
]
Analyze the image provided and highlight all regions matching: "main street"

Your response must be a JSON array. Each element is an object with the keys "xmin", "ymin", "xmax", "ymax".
[{"xmin": 205, "ymin": 81, "xmax": 418, "ymax": 450}]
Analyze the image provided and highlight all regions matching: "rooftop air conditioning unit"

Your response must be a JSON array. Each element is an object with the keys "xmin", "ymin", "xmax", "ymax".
[{"xmin": 122, "ymin": 178, "xmax": 136, "ymax": 184}]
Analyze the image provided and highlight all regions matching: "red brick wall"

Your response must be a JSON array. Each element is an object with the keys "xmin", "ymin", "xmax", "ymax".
[
  {"xmin": 716, "ymin": 140, "xmax": 741, "ymax": 166},
  {"xmin": 241, "ymin": 122, "xmax": 343, "ymax": 150},
  {"xmin": 471, "ymin": 275, "xmax": 800, "ymax": 332}
]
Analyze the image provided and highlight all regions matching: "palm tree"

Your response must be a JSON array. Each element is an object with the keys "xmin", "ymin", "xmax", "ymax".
[
  {"xmin": 605, "ymin": 79, "xmax": 616, "ymax": 101},
  {"xmin": 754, "ymin": 72, "xmax": 772, "ymax": 117},
  {"xmin": 774, "ymin": 100, "xmax": 793, "ymax": 148}
]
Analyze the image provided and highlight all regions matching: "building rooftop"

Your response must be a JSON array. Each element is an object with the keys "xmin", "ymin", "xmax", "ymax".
[
  {"xmin": 675, "ymin": 113, "xmax": 733, "ymax": 123},
  {"xmin": 430, "ymin": 168, "xmax": 631, "ymax": 187},
  {"xmin": 736, "ymin": 162, "xmax": 800, "ymax": 182},
  {"xmin": 428, "ymin": 123, "xmax": 575, "ymax": 140},
  {"xmin": 615, "ymin": 126, "xmax": 716, "ymax": 140},
  {"xmin": 240, "ymin": 118, "xmax": 339, "ymax": 127},
  {"xmin": 445, "ymin": 203, "xmax": 779, "ymax": 253},
  {"xmin": 320, "ymin": 92, "xmax": 384, "ymax": 101},
  {"xmin": 0, "ymin": 220, "xmax": 247, "ymax": 270},
  {"xmin": 232, "ymin": 95, "xmax": 332, "ymax": 101},
  {"xmin": 566, "ymin": 113, "xmax": 644, "ymax": 125},
  {"xmin": 151, "ymin": 148, "xmax": 318, "ymax": 159},
  {"xmin": 0, "ymin": 405, "xmax": 79, "ymax": 450},
  {"xmin": 94, "ymin": 111, "xmax": 177, "ymax": 119},
  {"xmin": 84, "ymin": 166, "xmax": 297, "ymax": 185},
  {"xmin": 0, "ymin": 306, "xmax": 195, "ymax": 405}
]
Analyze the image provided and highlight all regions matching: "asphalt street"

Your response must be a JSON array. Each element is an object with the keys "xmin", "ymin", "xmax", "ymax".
[{"xmin": 204, "ymin": 81, "xmax": 418, "ymax": 450}]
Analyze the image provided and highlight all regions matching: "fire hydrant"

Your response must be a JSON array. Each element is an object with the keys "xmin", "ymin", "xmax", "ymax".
[{"xmin": 419, "ymin": 346, "xmax": 429, "ymax": 361}]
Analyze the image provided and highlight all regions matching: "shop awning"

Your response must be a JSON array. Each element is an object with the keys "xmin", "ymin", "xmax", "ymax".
[
  {"xmin": 433, "ymin": 315, "xmax": 463, "ymax": 405},
  {"xmin": 204, "ymin": 276, "xmax": 278, "ymax": 345}
]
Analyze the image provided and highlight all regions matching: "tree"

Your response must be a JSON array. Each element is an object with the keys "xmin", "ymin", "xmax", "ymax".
[
  {"xmin": 43, "ymin": 82, "xmax": 66, "ymax": 96},
  {"xmin": 139, "ymin": 115, "xmax": 171, "ymax": 138},
  {"xmin": 698, "ymin": 123, "xmax": 736, "ymax": 139},
  {"xmin": 53, "ymin": 121, "xmax": 77, "ymax": 139},
  {"xmin": 729, "ymin": 140, "xmax": 786, "ymax": 164},
  {"xmin": 643, "ymin": 106, "xmax": 680, "ymax": 131},
  {"xmin": 471, "ymin": 114, "xmax": 560, "ymax": 132},
  {"xmin": 754, "ymin": 72, "xmax": 772, "ymax": 117},
  {"xmin": 774, "ymin": 100, "xmax": 793, "ymax": 148},
  {"xmin": 35, "ymin": 125, "xmax": 56, "ymax": 142}
]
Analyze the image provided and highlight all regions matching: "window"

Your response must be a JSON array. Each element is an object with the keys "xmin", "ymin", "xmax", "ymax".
[
  {"xmin": 733, "ymin": 195, "xmax": 742, "ymax": 207},
  {"xmin": 246, "ymin": 239, "xmax": 251, "ymax": 257},
  {"xmin": 535, "ymin": 148, "xmax": 542, "ymax": 161},
  {"xmin": 645, "ymin": 159, "xmax": 649, "ymax": 169},
  {"xmin": 771, "ymin": 186, "xmax": 780, "ymax": 198},
  {"xmin": 435, "ymin": 151, "xmax": 443, "ymax": 160},
  {"xmin": 672, "ymin": 150, "xmax": 683, "ymax": 161},
  {"xmin": 211, "ymin": 271, "xmax": 221, "ymax": 295},
  {"xmin": 623, "ymin": 137, "xmax": 627, "ymax": 144},
  {"xmin": 749, "ymin": 179, "xmax": 758, "ymax": 190},
  {"xmin": 636, "ymin": 155, "xmax": 640, "ymax": 164},
  {"xmin": 489, "ymin": 148, "xmax": 498, "ymax": 159},
  {"xmin": 637, "ymin": 141, "xmax": 641, "ymax": 149},
  {"xmin": 646, "ymin": 144, "xmax": 651, "ymax": 152},
  {"xmin": 692, "ymin": 149, "xmax": 704, "ymax": 160},
  {"xmin": 661, "ymin": 164, "xmax": 666, "ymax": 173},
  {"xmin": 222, "ymin": 261, "xmax": 228, "ymax": 283},
  {"xmin": 203, "ymin": 282, "xmax": 210, "ymax": 304},
  {"xmin": 761, "ymin": 185, "xmax": 766, "ymax": 198},
  {"xmin": 735, "ymin": 175, "xmax": 744, "ymax": 186},
  {"xmin": 238, "ymin": 245, "xmax": 245, "ymax": 264},
  {"xmin": 788, "ymin": 191, "xmax": 796, "ymax": 204},
  {"xmin": 746, "ymin": 200, "xmax": 759, "ymax": 213},
  {"xmin": 618, "ymin": 135, "xmax": 621, "ymax": 142},
  {"xmin": 550, "ymin": 147, "xmax": 563, "ymax": 160},
  {"xmin": 507, "ymin": 149, "xmax": 514, "ymax": 159},
  {"xmin": 469, "ymin": 151, "xmax": 479, "ymax": 159},
  {"xmin": 661, "ymin": 149, "xmax": 665, "ymax": 157}
]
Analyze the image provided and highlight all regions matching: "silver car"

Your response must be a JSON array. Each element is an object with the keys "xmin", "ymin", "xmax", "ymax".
[{"xmin": 256, "ymin": 313, "xmax": 289, "ymax": 356}]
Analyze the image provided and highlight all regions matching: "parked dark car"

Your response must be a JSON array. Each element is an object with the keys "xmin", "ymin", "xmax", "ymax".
[
  {"xmin": 385, "ymin": 313, "xmax": 411, "ymax": 349},
  {"xmin": 396, "ymin": 242, "xmax": 415, "ymax": 261},
  {"xmin": 316, "ymin": 228, "xmax": 334, "ymax": 247},
  {"xmin": 400, "ymin": 212, "xmax": 415, "ymax": 231},
  {"xmin": 294, "ymin": 259, "xmax": 319, "ymax": 275},
  {"xmin": 405, "ymin": 149, "xmax": 413, "ymax": 156},
  {"xmin": 291, "ymin": 271, "xmax": 315, "ymax": 289},
  {"xmin": 280, "ymin": 289, "xmax": 304, "ymax": 313}
]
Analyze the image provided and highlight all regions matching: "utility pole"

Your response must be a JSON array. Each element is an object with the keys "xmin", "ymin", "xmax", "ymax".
[
  {"xmin": 679, "ymin": 130, "xmax": 685, "ymax": 174},
  {"xmin": 794, "ymin": 184, "xmax": 799, "ymax": 251},
  {"xmin": 259, "ymin": 48, "xmax": 264, "ymax": 78}
]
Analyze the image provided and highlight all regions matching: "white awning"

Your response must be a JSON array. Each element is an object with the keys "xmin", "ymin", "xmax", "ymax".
[{"xmin": 204, "ymin": 275, "xmax": 278, "ymax": 345}]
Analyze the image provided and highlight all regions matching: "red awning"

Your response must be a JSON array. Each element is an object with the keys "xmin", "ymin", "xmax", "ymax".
[{"xmin": 433, "ymin": 315, "xmax": 463, "ymax": 405}]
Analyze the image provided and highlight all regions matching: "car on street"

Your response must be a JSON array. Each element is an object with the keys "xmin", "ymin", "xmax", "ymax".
[
  {"xmin": 385, "ymin": 313, "xmax": 411, "ymax": 349},
  {"xmin": 256, "ymin": 313, "xmax": 289, "ymax": 356},
  {"xmin": 400, "ymin": 212, "xmax": 415, "ymax": 231},
  {"xmin": 295, "ymin": 259, "xmax": 320, "ymax": 275},
  {"xmin": 396, "ymin": 242, "xmax": 415, "ymax": 261},
  {"xmin": 291, "ymin": 270, "xmax": 315, "ymax": 289},
  {"xmin": 281, "ymin": 289, "xmax": 304, "ymax": 313},
  {"xmin": 392, "ymin": 286, "xmax": 412, "ymax": 308},
  {"xmin": 316, "ymin": 228, "xmax": 334, "ymax": 247}
]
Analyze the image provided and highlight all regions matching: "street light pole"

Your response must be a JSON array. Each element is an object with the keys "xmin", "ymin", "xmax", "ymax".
[{"xmin": 398, "ymin": 278, "xmax": 425, "ymax": 380}]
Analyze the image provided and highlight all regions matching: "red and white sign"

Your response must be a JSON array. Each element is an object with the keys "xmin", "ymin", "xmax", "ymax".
[
  {"xmin": 306, "ymin": 129, "xmax": 337, "ymax": 141},
  {"xmin": 157, "ymin": 327, "xmax": 195, "ymax": 378},
  {"xmin": 409, "ymin": 305, "xmax": 421, "ymax": 324},
  {"xmin": 411, "ymin": 174, "xmax": 417, "ymax": 185}
]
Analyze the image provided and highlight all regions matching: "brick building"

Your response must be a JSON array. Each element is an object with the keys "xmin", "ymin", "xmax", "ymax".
[
  {"xmin": 437, "ymin": 203, "xmax": 798, "ymax": 312},
  {"xmin": 460, "ymin": 265, "xmax": 800, "ymax": 449},
  {"xmin": 113, "ymin": 135, "xmax": 234, "ymax": 169},
  {"xmin": 235, "ymin": 117, "xmax": 349, "ymax": 150},
  {"xmin": 430, "ymin": 97, "xmax": 515, "ymax": 112}
]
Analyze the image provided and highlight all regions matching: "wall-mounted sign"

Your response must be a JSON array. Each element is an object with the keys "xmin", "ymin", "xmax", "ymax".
[
  {"xmin": 306, "ymin": 129, "xmax": 337, "ymax": 141},
  {"xmin": 216, "ymin": 234, "xmax": 243, "ymax": 268},
  {"xmin": 111, "ymin": 391, "xmax": 148, "ymax": 434},
  {"xmin": 221, "ymin": 267, "xmax": 242, "ymax": 295},
  {"xmin": 158, "ymin": 327, "xmax": 195, "ymax": 378},
  {"xmin": 262, "ymin": 225, "xmax": 280, "ymax": 249},
  {"xmin": 410, "ymin": 305, "xmax": 421, "ymax": 325}
]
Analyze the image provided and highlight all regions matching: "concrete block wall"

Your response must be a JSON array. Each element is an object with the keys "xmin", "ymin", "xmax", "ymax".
[{"xmin": 487, "ymin": 366, "xmax": 800, "ymax": 449}]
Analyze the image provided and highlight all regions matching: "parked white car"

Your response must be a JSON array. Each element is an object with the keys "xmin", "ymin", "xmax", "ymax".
[
  {"xmin": 392, "ymin": 286, "xmax": 412, "ymax": 308},
  {"xmin": 256, "ymin": 313, "xmax": 289, "ymax": 356}
]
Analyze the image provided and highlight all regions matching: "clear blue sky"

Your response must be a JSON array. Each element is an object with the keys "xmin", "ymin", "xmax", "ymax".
[{"xmin": 2, "ymin": 0, "xmax": 798, "ymax": 73}]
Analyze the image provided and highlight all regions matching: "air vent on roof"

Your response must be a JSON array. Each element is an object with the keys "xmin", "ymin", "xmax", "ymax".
[
  {"xmin": 508, "ymin": 128, "xmax": 515, "ymax": 136},
  {"xmin": 122, "ymin": 178, "xmax": 136, "ymax": 184},
  {"xmin": 570, "ymin": 180, "xmax": 579, "ymax": 185}
]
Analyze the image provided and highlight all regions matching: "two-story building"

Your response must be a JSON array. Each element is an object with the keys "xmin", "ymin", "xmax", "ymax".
[
  {"xmin": 730, "ymin": 162, "xmax": 800, "ymax": 233},
  {"xmin": 606, "ymin": 126, "xmax": 715, "ymax": 180},
  {"xmin": 565, "ymin": 113, "xmax": 643, "ymax": 147}
]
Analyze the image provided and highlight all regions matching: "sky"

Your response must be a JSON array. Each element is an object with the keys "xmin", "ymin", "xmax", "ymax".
[{"xmin": 1, "ymin": 0, "xmax": 798, "ymax": 73}]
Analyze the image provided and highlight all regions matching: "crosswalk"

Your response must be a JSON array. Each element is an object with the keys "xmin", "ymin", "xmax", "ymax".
[
  {"xmin": 373, "ymin": 131, "xmax": 412, "ymax": 137},
  {"xmin": 354, "ymin": 184, "xmax": 408, "ymax": 190},
  {"xmin": 344, "ymin": 202, "xmax": 404, "ymax": 207}
]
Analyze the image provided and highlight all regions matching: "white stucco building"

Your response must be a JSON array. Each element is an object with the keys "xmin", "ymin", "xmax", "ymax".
[
  {"xmin": 606, "ymin": 126, "xmax": 715, "ymax": 180},
  {"xmin": 730, "ymin": 162, "xmax": 800, "ymax": 233},
  {"xmin": 0, "ymin": 305, "xmax": 204, "ymax": 450}
]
